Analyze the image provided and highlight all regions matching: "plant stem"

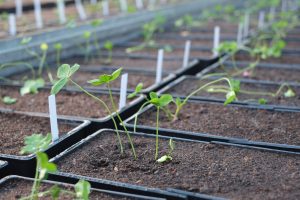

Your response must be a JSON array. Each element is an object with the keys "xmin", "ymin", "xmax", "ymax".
[
  {"xmin": 133, "ymin": 102, "xmax": 150, "ymax": 133},
  {"xmin": 70, "ymin": 79, "xmax": 124, "ymax": 154},
  {"xmin": 38, "ymin": 50, "xmax": 47, "ymax": 77},
  {"xmin": 155, "ymin": 107, "xmax": 160, "ymax": 160},
  {"xmin": 30, "ymin": 158, "xmax": 40, "ymax": 200},
  {"xmin": 107, "ymin": 84, "xmax": 137, "ymax": 159},
  {"xmin": 56, "ymin": 49, "xmax": 61, "ymax": 67}
]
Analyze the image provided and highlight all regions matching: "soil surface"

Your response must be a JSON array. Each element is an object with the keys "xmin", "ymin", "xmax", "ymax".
[
  {"xmin": 0, "ymin": 86, "xmax": 121, "ymax": 119},
  {"xmin": 55, "ymin": 130, "xmax": 300, "ymax": 200},
  {"xmin": 210, "ymin": 63, "xmax": 300, "ymax": 83},
  {"xmin": 135, "ymin": 102, "xmax": 300, "ymax": 146},
  {"xmin": 0, "ymin": 112, "xmax": 73, "ymax": 155},
  {"xmin": 166, "ymin": 78, "xmax": 300, "ymax": 107},
  {"xmin": 0, "ymin": 178, "xmax": 130, "ymax": 200}
]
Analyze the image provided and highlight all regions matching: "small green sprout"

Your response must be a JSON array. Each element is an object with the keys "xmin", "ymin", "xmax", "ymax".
[
  {"xmin": 104, "ymin": 40, "xmax": 114, "ymax": 64},
  {"xmin": 258, "ymin": 98, "xmax": 267, "ymax": 105},
  {"xmin": 2, "ymin": 96, "xmax": 17, "ymax": 105},
  {"xmin": 54, "ymin": 43, "xmax": 63, "ymax": 67},
  {"xmin": 157, "ymin": 139, "xmax": 175, "ymax": 163},
  {"xmin": 82, "ymin": 31, "xmax": 92, "ymax": 63},
  {"xmin": 20, "ymin": 78, "xmax": 45, "ymax": 96},
  {"xmin": 284, "ymin": 88, "xmax": 296, "ymax": 98}
]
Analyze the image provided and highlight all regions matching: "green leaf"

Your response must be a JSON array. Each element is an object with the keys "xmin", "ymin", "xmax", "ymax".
[
  {"xmin": 104, "ymin": 41, "xmax": 113, "ymax": 50},
  {"xmin": 175, "ymin": 97, "xmax": 182, "ymax": 106},
  {"xmin": 54, "ymin": 43, "xmax": 62, "ymax": 50},
  {"xmin": 37, "ymin": 152, "xmax": 57, "ymax": 179},
  {"xmin": 111, "ymin": 68, "xmax": 122, "ymax": 81},
  {"xmin": 128, "ymin": 83, "xmax": 143, "ymax": 99},
  {"xmin": 20, "ymin": 37, "xmax": 32, "ymax": 45},
  {"xmin": 90, "ymin": 19, "xmax": 103, "ymax": 27},
  {"xmin": 169, "ymin": 138, "xmax": 175, "ymax": 151},
  {"xmin": 229, "ymin": 79, "xmax": 240, "ymax": 93},
  {"xmin": 51, "ymin": 78, "xmax": 68, "ymax": 95},
  {"xmin": 82, "ymin": 31, "xmax": 91, "ymax": 39},
  {"xmin": 20, "ymin": 78, "xmax": 45, "ymax": 96},
  {"xmin": 50, "ymin": 185, "xmax": 61, "ymax": 199},
  {"xmin": 75, "ymin": 180, "xmax": 91, "ymax": 200},
  {"xmin": 20, "ymin": 133, "xmax": 52, "ymax": 154},
  {"xmin": 258, "ymin": 98, "xmax": 267, "ymax": 105},
  {"xmin": 284, "ymin": 88, "xmax": 296, "ymax": 98},
  {"xmin": 158, "ymin": 94, "xmax": 173, "ymax": 107},
  {"xmin": 69, "ymin": 64, "xmax": 80, "ymax": 77},
  {"xmin": 88, "ymin": 68, "xmax": 122, "ymax": 86},
  {"xmin": 224, "ymin": 91, "xmax": 236, "ymax": 105},
  {"xmin": 157, "ymin": 155, "xmax": 172, "ymax": 163},
  {"xmin": 57, "ymin": 64, "xmax": 70, "ymax": 79},
  {"xmin": 149, "ymin": 92, "xmax": 158, "ymax": 99},
  {"xmin": 2, "ymin": 96, "xmax": 17, "ymax": 105}
]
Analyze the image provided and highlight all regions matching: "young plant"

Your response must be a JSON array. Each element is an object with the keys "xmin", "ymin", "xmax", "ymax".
[
  {"xmin": 20, "ymin": 133, "xmax": 90, "ymax": 200},
  {"xmin": 51, "ymin": 64, "xmax": 137, "ymax": 159},
  {"xmin": 54, "ymin": 43, "xmax": 63, "ymax": 67},
  {"xmin": 129, "ymin": 89, "xmax": 173, "ymax": 160},
  {"xmin": 2, "ymin": 96, "xmax": 17, "ymax": 105},
  {"xmin": 157, "ymin": 138, "xmax": 175, "ymax": 163},
  {"xmin": 82, "ymin": 31, "xmax": 92, "ymax": 63},
  {"xmin": 174, "ymin": 14, "xmax": 195, "ymax": 30},
  {"xmin": 103, "ymin": 40, "xmax": 113, "ymax": 64}
]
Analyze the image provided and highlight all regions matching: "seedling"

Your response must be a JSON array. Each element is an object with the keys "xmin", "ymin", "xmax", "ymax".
[
  {"xmin": 82, "ymin": 31, "xmax": 92, "ymax": 63},
  {"xmin": 51, "ymin": 65, "xmax": 137, "ymax": 159},
  {"xmin": 2, "ymin": 96, "xmax": 17, "ymax": 105},
  {"xmin": 104, "ymin": 40, "xmax": 113, "ymax": 64},
  {"xmin": 174, "ymin": 14, "xmax": 196, "ymax": 30},
  {"xmin": 157, "ymin": 139, "xmax": 175, "ymax": 163},
  {"xmin": 20, "ymin": 133, "xmax": 90, "ymax": 200},
  {"xmin": 20, "ymin": 78, "xmax": 45, "ymax": 96},
  {"xmin": 54, "ymin": 43, "xmax": 63, "ymax": 67},
  {"xmin": 129, "ymin": 88, "xmax": 173, "ymax": 160}
]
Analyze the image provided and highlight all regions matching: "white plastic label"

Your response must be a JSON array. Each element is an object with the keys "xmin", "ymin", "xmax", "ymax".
[
  {"xmin": 119, "ymin": 73, "xmax": 128, "ymax": 110},
  {"xmin": 15, "ymin": 0, "xmax": 23, "ymax": 17},
  {"xmin": 119, "ymin": 0, "xmax": 128, "ymax": 12},
  {"xmin": 237, "ymin": 23, "xmax": 243, "ymax": 46},
  {"xmin": 258, "ymin": 11, "xmax": 265, "ymax": 29},
  {"xmin": 48, "ymin": 95, "xmax": 59, "ymax": 142},
  {"xmin": 213, "ymin": 26, "xmax": 220, "ymax": 57},
  {"xmin": 156, "ymin": 49, "xmax": 164, "ymax": 84},
  {"xmin": 135, "ymin": 0, "xmax": 144, "ymax": 9},
  {"xmin": 57, "ymin": 0, "xmax": 66, "ymax": 24},
  {"xmin": 182, "ymin": 40, "xmax": 191, "ymax": 68},
  {"xmin": 8, "ymin": 14, "xmax": 17, "ymax": 36},
  {"xmin": 34, "ymin": 0, "xmax": 43, "ymax": 29},
  {"xmin": 243, "ymin": 13, "xmax": 250, "ymax": 37},
  {"xmin": 75, "ymin": 0, "xmax": 87, "ymax": 20},
  {"xmin": 102, "ymin": 0, "xmax": 109, "ymax": 16}
]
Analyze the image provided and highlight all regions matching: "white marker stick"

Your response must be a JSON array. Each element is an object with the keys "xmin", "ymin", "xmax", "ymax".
[
  {"xmin": 156, "ymin": 49, "xmax": 164, "ymax": 84},
  {"xmin": 102, "ymin": 0, "xmax": 109, "ymax": 16},
  {"xmin": 119, "ymin": 73, "xmax": 128, "ymax": 110},
  {"xmin": 15, "ymin": 0, "xmax": 23, "ymax": 17},
  {"xmin": 258, "ymin": 11, "xmax": 265, "ymax": 29},
  {"xmin": 75, "ymin": 0, "xmax": 87, "ymax": 20},
  {"xmin": 213, "ymin": 26, "xmax": 220, "ymax": 57},
  {"xmin": 48, "ymin": 95, "xmax": 59, "ymax": 142},
  {"xmin": 33, "ymin": 0, "xmax": 43, "ymax": 29},
  {"xmin": 8, "ymin": 14, "xmax": 17, "ymax": 36},
  {"xmin": 243, "ymin": 13, "xmax": 250, "ymax": 38},
  {"xmin": 57, "ymin": 0, "xmax": 66, "ymax": 24},
  {"xmin": 135, "ymin": 0, "xmax": 144, "ymax": 9},
  {"xmin": 119, "ymin": 0, "xmax": 128, "ymax": 12},
  {"xmin": 182, "ymin": 40, "xmax": 191, "ymax": 68},
  {"xmin": 237, "ymin": 23, "xmax": 243, "ymax": 46}
]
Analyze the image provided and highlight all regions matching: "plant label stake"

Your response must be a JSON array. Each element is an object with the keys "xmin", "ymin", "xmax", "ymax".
[
  {"xmin": 15, "ymin": 0, "xmax": 23, "ymax": 17},
  {"xmin": 258, "ymin": 11, "xmax": 265, "ymax": 29},
  {"xmin": 34, "ymin": 0, "xmax": 43, "ymax": 29},
  {"xmin": 8, "ymin": 14, "xmax": 17, "ymax": 36},
  {"xmin": 119, "ymin": 0, "xmax": 128, "ymax": 12},
  {"xmin": 243, "ymin": 13, "xmax": 250, "ymax": 38},
  {"xmin": 119, "ymin": 73, "xmax": 128, "ymax": 110},
  {"xmin": 48, "ymin": 95, "xmax": 59, "ymax": 142},
  {"xmin": 57, "ymin": 0, "xmax": 66, "ymax": 24},
  {"xmin": 237, "ymin": 23, "xmax": 243, "ymax": 46},
  {"xmin": 182, "ymin": 40, "xmax": 191, "ymax": 68},
  {"xmin": 75, "ymin": 0, "xmax": 87, "ymax": 20},
  {"xmin": 156, "ymin": 49, "xmax": 164, "ymax": 84},
  {"xmin": 135, "ymin": 0, "xmax": 144, "ymax": 9},
  {"xmin": 213, "ymin": 26, "xmax": 220, "ymax": 57},
  {"xmin": 102, "ymin": 0, "xmax": 109, "ymax": 16}
]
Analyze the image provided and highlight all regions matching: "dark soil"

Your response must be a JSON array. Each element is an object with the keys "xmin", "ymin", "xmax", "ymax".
[
  {"xmin": 0, "ymin": 112, "xmax": 73, "ymax": 155},
  {"xmin": 0, "ymin": 178, "xmax": 130, "ymax": 200},
  {"xmin": 165, "ymin": 78, "xmax": 300, "ymax": 107},
  {"xmin": 210, "ymin": 63, "xmax": 300, "ymax": 83},
  {"xmin": 65, "ymin": 56, "xmax": 182, "ymax": 72},
  {"xmin": 55, "ymin": 130, "xmax": 300, "ymax": 200},
  {"xmin": 135, "ymin": 102, "xmax": 300, "ymax": 146},
  {"xmin": 0, "ymin": 86, "xmax": 121, "ymax": 119}
]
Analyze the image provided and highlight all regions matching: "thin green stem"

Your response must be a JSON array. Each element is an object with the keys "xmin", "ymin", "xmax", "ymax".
[
  {"xmin": 70, "ymin": 79, "xmax": 124, "ymax": 154},
  {"xmin": 38, "ymin": 50, "xmax": 47, "ymax": 77},
  {"xmin": 107, "ymin": 83, "xmax": 137, "ymax": 159},
  {"xmin": 155, "ymin": 107, "xmax": 160, "ymax": 160},
  {"xmin": 56, "ymin": 49, "xmax": 61, "ymax": 67},
  {"xmin": 133, "ymin": 102, "xmax": 150, "ymax": 133}
]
